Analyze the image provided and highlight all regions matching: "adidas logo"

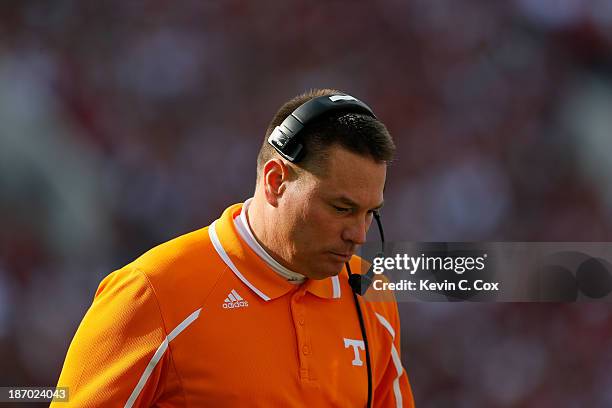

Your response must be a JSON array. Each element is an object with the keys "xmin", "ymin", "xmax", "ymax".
[{"xmin": 223, "ymin": 289, "xmax": 249, "ymax": 309}]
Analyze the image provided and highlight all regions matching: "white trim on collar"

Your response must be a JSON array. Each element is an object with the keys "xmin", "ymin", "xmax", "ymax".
[
  {"xmin": 331, "ymin": 275, "xmax": 341, "ymax": 298},
  {"xmin": 209, "ymin": 220, "xmax": 271, "ymax": 301},
  {"xmin": 235, "ymin": 198, "xmax": 306, "ymax": 284}
]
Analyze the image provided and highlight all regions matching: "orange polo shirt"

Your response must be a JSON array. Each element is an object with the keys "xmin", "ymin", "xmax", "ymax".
[{"xmin": 53, "ymin": 203, "xmax": 414, "ymax": 407}]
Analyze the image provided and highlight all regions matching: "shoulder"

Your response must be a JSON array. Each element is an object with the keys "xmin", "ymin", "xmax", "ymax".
[
  {"xmin": 132, "ymin": 226, "xmax": 215, "ymax": 274},
  {"xmin": 136, "ymin": 225, "xmax": 224, "ymax": 282},
  {"xmin": 102, "ymin": 226, "xmax": 226, "ymax": 329}
]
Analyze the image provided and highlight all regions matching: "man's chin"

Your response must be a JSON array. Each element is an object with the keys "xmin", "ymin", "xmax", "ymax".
[{"xmin": 304, "ymin": 264, "xmax": 344, "ymax": 280}]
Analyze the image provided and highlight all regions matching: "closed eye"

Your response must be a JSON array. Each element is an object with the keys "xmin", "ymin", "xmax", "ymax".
[{"xmin": 333, "ymin": 205, "xmax": 351, "ymax": 214}]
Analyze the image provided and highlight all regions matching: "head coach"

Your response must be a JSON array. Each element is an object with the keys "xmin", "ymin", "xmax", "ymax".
[{"xmin": 52, "ymin": 89, "xmax": 415, "ymax": 407}]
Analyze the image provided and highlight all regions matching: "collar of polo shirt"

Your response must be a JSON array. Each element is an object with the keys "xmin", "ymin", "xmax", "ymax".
[{"xmin": 211, "ymin": 203, "xmax": 343, "ymax": 301}]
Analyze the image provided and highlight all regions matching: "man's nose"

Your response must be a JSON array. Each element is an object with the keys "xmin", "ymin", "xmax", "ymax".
[{"xmin": 342, "ymin": 216, "xmax": 369, "ymax": 246}]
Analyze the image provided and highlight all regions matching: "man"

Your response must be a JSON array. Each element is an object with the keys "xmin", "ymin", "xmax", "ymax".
[{"xmin": 53, "ymin": 89, "xmax": 415, "ymax": 407}]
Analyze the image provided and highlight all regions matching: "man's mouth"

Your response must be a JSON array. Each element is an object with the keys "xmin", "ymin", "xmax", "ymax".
[{"xmin": 329, "ymin": 251, "xmax": 353, "ymax": 262}]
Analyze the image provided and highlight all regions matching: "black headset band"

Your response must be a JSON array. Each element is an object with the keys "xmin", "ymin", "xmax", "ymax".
[{"xmin": 267, "ymin": 93, "xmax": 377, "ymax": 163}]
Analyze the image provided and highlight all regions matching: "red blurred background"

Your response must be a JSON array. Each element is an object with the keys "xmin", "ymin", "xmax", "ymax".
[{"xmin": 1, "ymin": 1, "xmax": 612, "ymax": 406}]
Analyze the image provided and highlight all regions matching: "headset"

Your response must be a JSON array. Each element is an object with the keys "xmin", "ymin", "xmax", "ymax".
[{"xmin": 268, "ymin": 93, "xmax": 387, "ymax": 408}]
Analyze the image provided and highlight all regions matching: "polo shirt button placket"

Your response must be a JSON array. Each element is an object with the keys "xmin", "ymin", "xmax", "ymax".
[{"xmin": 291, "ymin": 290, "xmax": 312, "ymax": 381}]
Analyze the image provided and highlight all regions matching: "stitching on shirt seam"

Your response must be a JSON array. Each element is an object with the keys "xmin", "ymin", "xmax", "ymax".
[
  {"xmin": 136, "ymin": 267, "xmax": 190, "ymax": 407},
  {"xmin": 168, "ymin": 253, "xmax": 230, "ymax": 405},
  {"xmin": 136, "ymin": 247, "xmax": 229, "ymax": 407}
]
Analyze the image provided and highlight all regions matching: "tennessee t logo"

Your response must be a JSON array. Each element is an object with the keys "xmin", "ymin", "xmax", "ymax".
[{"xmin": 343, "ymin": 338, "xmax": 365, "ymax": 366}]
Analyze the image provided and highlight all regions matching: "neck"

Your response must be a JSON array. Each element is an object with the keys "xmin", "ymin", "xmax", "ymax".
[{"xmin": 248, "ymin": 192, "xmax": 291, "ymax": 271}]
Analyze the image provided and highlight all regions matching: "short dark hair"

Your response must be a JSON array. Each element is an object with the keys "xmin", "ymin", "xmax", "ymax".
[{"xmin": 257, "ymin": 88, "xmax": 395, "ymax": 178}]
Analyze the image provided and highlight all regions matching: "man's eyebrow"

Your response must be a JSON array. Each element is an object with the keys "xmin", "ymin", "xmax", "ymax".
[{"xmin": 336, "ymin": 196, "xmax": 384, "ymax": 210}]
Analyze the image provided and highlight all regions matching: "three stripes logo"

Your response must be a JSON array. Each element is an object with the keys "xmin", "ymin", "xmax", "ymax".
[{"xmin": 223, "ymin": 289, "xmax": 249, "ymax": 309}]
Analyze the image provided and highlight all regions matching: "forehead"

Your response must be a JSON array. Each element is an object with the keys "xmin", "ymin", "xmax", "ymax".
[{"xmin": 313, "ymin": 146, "xmax": 386, "ymax": 206}]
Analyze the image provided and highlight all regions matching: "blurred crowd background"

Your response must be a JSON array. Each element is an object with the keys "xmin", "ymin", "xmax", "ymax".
[{"xmin": 2, "ymin": 1, "xmax": 612, "ymax": 406}]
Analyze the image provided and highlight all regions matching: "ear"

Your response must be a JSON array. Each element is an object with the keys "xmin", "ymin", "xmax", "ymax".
[{"xmin": 262, "ymin": 158, "xmax": 290, "ymax": 207}]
